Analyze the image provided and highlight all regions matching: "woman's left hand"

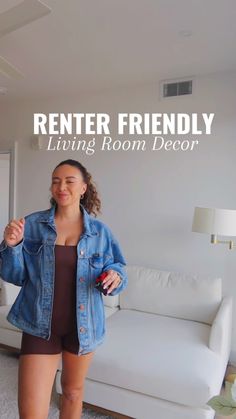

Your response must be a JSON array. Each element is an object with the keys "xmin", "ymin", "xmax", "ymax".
[{"xmin": 102, "ymin": 270, "xmax": 122, "ymax": 294}]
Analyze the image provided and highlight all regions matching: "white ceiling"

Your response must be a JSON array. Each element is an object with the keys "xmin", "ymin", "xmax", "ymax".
[{"xmin": 0, "ymin": 0, "xmax": 236, "ymax": 100}]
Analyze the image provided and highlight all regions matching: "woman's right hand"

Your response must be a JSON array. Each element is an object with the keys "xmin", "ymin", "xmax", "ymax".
[{"xmin": 3, "ymin": 218, "xmax": 25, "ymax": 247}]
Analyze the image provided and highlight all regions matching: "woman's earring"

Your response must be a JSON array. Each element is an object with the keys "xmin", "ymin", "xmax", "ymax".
[{"xmin": 80, "ymin": 194, "xmax": 84, "ymax": 200}]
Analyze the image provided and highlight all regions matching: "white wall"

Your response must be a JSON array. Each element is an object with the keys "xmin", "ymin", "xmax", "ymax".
[{"xmin": 1, "ymin": 70, "xmax": 236, "ymax": 360}]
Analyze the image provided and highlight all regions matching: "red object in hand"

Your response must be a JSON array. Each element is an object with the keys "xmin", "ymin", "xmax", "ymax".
[
  {"xmin": 95, "ymin": 271, "xmax": 108, "ymax": 284},
  {"xmin": 95, "ymin": 271, "xmax": 108, "ymax": 295}
]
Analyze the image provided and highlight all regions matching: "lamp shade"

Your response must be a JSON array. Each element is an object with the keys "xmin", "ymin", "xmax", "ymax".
[{"xmin": 192, "ymin": 207, "xmax": 236, "ymax": 236}]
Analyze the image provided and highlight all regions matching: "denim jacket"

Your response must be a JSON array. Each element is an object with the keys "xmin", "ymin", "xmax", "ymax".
[{"xmin": 0, "ymin": 204, "xmax": 128, "ymax": 355}]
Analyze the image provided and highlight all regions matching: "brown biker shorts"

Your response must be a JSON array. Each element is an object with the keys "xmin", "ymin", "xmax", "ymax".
[{"xmin": 20, "ymin": 245, "xmax": 80, "ymax": 355}]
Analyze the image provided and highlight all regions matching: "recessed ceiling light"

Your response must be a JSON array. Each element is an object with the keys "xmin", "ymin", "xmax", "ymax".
[
  {"xmin": 179, "ymin": 30, "xmax": 193, "ymax": 37},
  {"xmin": 0, "ymin": 86, "xmax": 7, "ymax": 94}
]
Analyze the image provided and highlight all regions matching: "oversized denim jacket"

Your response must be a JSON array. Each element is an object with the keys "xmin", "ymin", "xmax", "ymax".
[{"xmin": 0, "ymin": 204, "xmax": 128, "ymax": 355}]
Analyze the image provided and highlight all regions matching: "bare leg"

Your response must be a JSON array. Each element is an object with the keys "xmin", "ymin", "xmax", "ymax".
[
  {"xmin": 60, "ymin": 350, "xmax": 95, "ymax": 419},
  {"xmin": 18, "ymin": 353, "xmax": 61, "ymax": 419}
]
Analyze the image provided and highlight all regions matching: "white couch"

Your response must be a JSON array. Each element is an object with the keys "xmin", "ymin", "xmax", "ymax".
[
  {"xmin": 0, "ymin": 265, "xmax": 233, "ymax": 419},
  {"xmin": 0, "ymin": 279, "xmax": 22, "ymax": 351}
]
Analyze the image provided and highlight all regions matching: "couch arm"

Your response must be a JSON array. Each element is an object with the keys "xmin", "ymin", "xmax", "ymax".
[
  {"xmin": 0, "ymin": 278, "xmax": 20, "ymax": 306},
  {"xmin": 209, "ymin": 296, "xmax": 233, "ymax": 358}
]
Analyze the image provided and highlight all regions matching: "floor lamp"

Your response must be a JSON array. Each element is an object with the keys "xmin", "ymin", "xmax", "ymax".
[{"xmin": 192, "ymin": 207, "xmax": 236, "ymax": 250}]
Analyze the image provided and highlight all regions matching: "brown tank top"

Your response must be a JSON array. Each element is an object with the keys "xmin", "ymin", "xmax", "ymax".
[{"xmin": 51, "ymin": 244, "xmax": 78, "ymax": 335}]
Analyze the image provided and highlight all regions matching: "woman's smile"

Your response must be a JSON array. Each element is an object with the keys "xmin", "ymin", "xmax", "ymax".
[{"xmin": 57, "ymin": 193, "xmax": 69, "ymax": 198}]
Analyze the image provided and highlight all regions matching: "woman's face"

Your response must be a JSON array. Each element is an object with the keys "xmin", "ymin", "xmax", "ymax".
[{"xmin": 50, "ymin": 164, "xmax": 87, "ymax": 208}]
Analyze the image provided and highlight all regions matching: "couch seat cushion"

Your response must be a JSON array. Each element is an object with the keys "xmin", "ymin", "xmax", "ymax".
[{"xmin": 87, "ymin": 309, "xmax": 225, "ymax": 407}]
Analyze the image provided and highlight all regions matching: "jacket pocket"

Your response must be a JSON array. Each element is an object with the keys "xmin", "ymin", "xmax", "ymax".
[
  {"xmin": 23, "ymin": 240, "xmax": 43, "ymax": 255},
  {"xmin": 88, "ymin": 252, "xmax": 109, "ymax": 269},
  {"xmin": 22, "ymin": 240, "xmax": 44, "ymax": 278}
]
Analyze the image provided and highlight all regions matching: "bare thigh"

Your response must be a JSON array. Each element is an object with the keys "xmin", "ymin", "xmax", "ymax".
[
  {"xmin": 61, "ymin": 350, "xmax": 95, "ymax": 398},
  {"xmin": 18, "ymin": 353, "xmax": 61, "ymax": 419}
]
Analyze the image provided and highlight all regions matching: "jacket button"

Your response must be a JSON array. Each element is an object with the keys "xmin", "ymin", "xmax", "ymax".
[
  {"xmin": 80, "ymin": 277, "xmax": 84, "ymax": 282},
  {"xmin": 80, "ymin": 250, "xmax": 84, "ymax": 255},
  {"xmin": 80, "ymin": 304, "xmax": 84, "ymax": 310},
  {"xmin": 80, "ymin": 327, "xmax": 85, "ymax": 332}
]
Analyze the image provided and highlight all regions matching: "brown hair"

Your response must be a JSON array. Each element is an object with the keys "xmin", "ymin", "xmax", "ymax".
[{"xmin": 50, "ymin": 159, "xmax": 101, "ymax": 217}]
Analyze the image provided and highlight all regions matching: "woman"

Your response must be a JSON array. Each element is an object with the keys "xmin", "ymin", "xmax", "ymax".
[{"xmin": 0, "ymin": 159, "xmax": 128, "ymax": 419}]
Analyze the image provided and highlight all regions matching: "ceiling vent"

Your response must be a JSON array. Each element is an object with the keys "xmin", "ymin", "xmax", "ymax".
[{"xmin": 161, "ymin": 78, "xmax": 193, "ymax": 98}]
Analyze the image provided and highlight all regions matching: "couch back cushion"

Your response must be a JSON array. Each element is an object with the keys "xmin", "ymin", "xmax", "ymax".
[{"xmin": 120, "ymin": 265, "xmax": 222, "ymax": 325}]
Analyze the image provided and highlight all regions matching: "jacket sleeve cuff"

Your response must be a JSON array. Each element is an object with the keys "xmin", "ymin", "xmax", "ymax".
[
  {"xmin": 106, "ymin": 270, "xmax": 127, "ymax": 296},
  {"xmin": 0, "ymin": 239, "xmax": 24, "ymax": 255}
]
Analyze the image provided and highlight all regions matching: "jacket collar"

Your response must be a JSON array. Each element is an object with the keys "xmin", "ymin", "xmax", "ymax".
[{"xmin": 37, "ymin": 203, "xmax": 98, "ymax": 237}]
